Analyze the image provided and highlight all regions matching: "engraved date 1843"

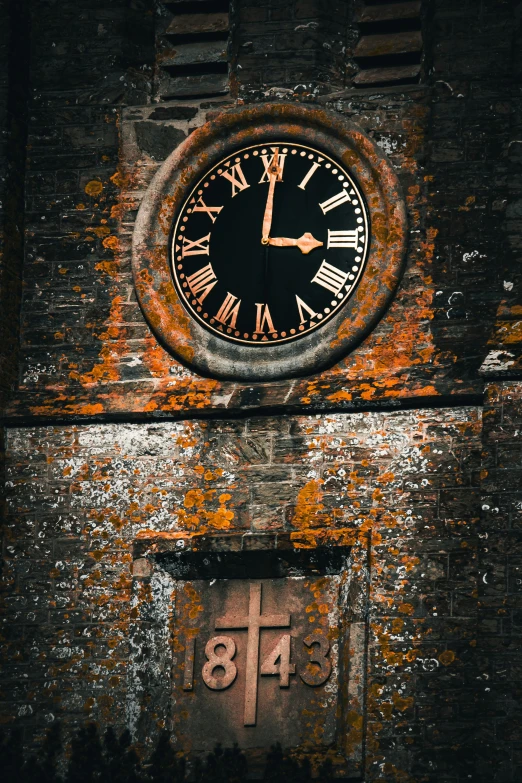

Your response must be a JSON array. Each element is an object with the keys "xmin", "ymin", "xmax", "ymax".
[{"xmin": 181, "ymin": 584, "xmax": 332, "ymax": 728}]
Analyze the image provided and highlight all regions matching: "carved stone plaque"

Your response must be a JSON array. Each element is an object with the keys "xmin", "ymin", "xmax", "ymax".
[
  {"xmin": 172, "ymin": 576, "xmax": 341, "ymax": 750},
  {"xmin": 132, "ymin": 534, "xmax": 368, "ymax": 778}
]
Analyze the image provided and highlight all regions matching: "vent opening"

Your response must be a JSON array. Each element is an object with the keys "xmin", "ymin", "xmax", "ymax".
[
  {"xmin": 155, "ymin": 0, "xmax": 230, "ymax": 102},
  {"xmin": 353, "ymin": 1, "xmax": 423, "ymax": 87}
]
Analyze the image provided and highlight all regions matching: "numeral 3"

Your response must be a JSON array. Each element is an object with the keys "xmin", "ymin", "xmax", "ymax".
[
  {"xmin": 327, "ymin": 229, "xmax": 359, "ymax": 249},
  {"xmin": 299, "ymin": 633, "xmax": 331, "ymax": 687}
]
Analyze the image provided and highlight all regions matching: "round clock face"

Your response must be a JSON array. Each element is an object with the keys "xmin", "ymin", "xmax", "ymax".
[{"xmin": 170, "ymin": 142, "xmax": 370, "ymax": 346}]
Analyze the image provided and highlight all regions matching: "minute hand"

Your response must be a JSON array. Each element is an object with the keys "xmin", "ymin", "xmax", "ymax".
[
  {"xmin": 261, "ymin": 149, "xmax": 280, "ymax": 245},
  {"xmin": 268, "ymin": 232, "xmax": 323, "ymax": 255}
]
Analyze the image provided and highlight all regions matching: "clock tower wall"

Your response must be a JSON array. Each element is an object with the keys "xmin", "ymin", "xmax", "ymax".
[{"xmin": 1, "ymin": 1, "xmax": 522, "ymax": 781}]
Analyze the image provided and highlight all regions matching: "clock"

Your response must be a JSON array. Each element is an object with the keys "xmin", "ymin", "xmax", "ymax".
[
  {"xmin": 171, "ymin": 142, "xmax": 369, "ymax": 346},
  {"xmin": 132, "ymin": 104, "xmax": 407, "ymax": 380}
]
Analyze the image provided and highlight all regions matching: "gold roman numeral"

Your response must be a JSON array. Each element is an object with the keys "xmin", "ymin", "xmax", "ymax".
[
  {"xmin": 220, "ymin": 163, "xmax": 250, "ymax": 197},
  {"xmin": 311, "ymin": 260, "xmax": 349, "ymax": 295},
  {"xmin": 298, "ymin": 161, "xmax": 321, "ymax": 190},
  {"xmin": 327, "ymin": 229, "xmax": 359, "ymax": 249},
  {"xmin": 186, "ymin": 263, "xmax": 217, "ymax": 303},
  {"xmin": 319, "ymin": 190, "xmax": 351, "ymax": 214},
  {"xmin": 259, "ymin": 148, "xmax": 286, "ymax": 183},
  {"xmin": 254, "ymin": 303, "xmax": 276, "ymax": 335},
  {"xmin": 215, "ymin": 292, "xmax": 241, "ymax": 328},
  {"xmin": 295, "ymin": 295, "xmax": 318, "ymax": 324},
  {"xmin": 182, "ymin": 233, "xmax": 211, "ymax": 257},
  {"xmin": 192, "ymin": 196, "xmax": 223, "ymax": 223}
]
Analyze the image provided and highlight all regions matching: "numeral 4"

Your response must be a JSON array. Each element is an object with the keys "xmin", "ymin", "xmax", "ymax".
[
  {"xmin": 192, "ymin": 196, "xmax": 223, "ymax": 223},
  {"xmin": 311, "ymin": 260, "xmax": 349, "ymax": 295},
  {"xmin": 254, "ymin": 303, "xmax": 276, "ymax": 336},
  {"xmin": 319, "ymin": 190, "xmax": 351, "ymax": 214},
  {"xmin": 186, "ymin": 263, "xmax": 217, "ymax": 303},
  {"xmin": 215, "ymin": 292, "xmax": 241, "ymax": 329},
  {"xmin": 182, "ymin": 233, "xmax": 211, "ymax": 257},
  {"xmin": 327, "ymin": 229, "xmax": 359, "ymax": 249},
  {"xmin": 260, "ymin": 634, "xmax": 296, "ymax": 687},
  {"xmin": 259, "ymin": 148, "xmax": 286, "ymax": 183},
  {"xmin": 220, "ymin": 162, "xmax": 250, "ymax": 197}
]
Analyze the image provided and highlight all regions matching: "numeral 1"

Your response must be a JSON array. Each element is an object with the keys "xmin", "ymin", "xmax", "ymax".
[
  {"xmin": 312, "ymin": 260, "xmax": 349, "ymax": 295},
  {"xmin": 186, "ymin": 263, "xmax": 217, "ymax": 303},
  {"xmin": 259, "ymin": 148, "xmax": 286, "ymax": 183},
  {"xmin": 254, "ymin": 303, "xmax": 276, "ymax": 335},
  {"xmin": 298, "ymin": 161, "xmax": 321, "ymax": 190},
  {"xmin": 220, "ymin": 162, "xmax": 250, "ymax": 197},
  {"xmin": 182, "ymin": 233, "xmax": 211, "ymax": 257},
  {"xmin": 296, "ymin": 295, "xmax": 318, "ymax": 324},
  {"xmin": 192, "ymin": 196, "xmax": 223, "ymax": 223},
  {"xmin": 260, "ymin": 634, "xmax": 296, "ymax": 688},
  {"xmin": 327, "ymin": 229, "xmax": 359, "ymax": 249},
  {"xmin": 183, "ymin": 637, "xmax": 196, "ymax": 691},
  {"xmin": 215, "ymin": 292, "xmax": 241, "ymax": 329},
  {"xmin": 319, "ymin": 190, "xmax": 351, "ymax": 214}
]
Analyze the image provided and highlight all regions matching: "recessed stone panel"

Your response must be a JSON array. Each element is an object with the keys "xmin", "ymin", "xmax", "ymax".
[{"xmin": 172, "ymin": 575, "xmax": 341, "ymax": 751}]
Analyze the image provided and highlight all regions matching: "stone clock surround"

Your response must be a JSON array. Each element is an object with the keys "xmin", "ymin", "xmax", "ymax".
[{"xmin": 132, "ymin": 103, "xmax": 408, "ymax": 381}]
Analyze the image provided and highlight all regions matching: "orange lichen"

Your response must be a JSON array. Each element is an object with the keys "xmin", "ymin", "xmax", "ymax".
[
  {"xmin": 292, "ymin": 479, "xmax": 325, "ymax": 529},
  {"xmin": 85, "ymin": 180, "xmax": 104, "ymax": 197},
  {"xmin": 439, "ymin": 649, "xmax": 456, "ymax": 666}
]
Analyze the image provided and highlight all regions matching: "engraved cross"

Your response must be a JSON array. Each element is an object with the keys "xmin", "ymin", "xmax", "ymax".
[{"xmin": 216, "ymin": 582, "xmax": 290, "ymax": 726}]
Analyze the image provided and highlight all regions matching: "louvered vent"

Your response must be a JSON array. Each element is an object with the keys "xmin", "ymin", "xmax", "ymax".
[
  {"xmin": 353, "ymin": 1, "xmax": 423, "ymax": 88},
  {"xmin": 155, "ymin": 0, "xmax": 230, "ymax": 101}
]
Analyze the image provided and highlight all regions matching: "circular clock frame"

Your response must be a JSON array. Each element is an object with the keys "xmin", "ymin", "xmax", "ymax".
[{"xmin": 132, "ymin": 104, "xmax": 407, "ymax": 381}]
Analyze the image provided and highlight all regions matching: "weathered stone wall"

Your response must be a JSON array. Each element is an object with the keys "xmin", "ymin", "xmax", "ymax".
[
  {"xmin": 2, "ymin": 0, "xmax": 522, "ymax": 781},
  {"xmin": 0, "ymin": 0, "xmax": 28, "ymax": 406},
  {"xmin": 3, "ymin": 405, "xmax": 482, "ymax": 781},
  {"xmin": 477, "ymin": 381, "xmax": 522, "ymax": 782},
  {"xmin": 235, "ymin": 0, "xmax": 354, "ymax": 96},
  {"xmin": 7, "ymin": 0, "xmax": 520, "ymax": 420}
]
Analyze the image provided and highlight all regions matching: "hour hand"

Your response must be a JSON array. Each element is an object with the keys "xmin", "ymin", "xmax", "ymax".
[{"xmin": 268, "ymin": 232, "xmax": 323, "ymax": 255}]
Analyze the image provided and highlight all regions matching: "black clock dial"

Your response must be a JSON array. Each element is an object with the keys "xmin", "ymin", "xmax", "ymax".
[{"xmin": 170, "ymin": 142, "xmax": 370, "ymax": 345}]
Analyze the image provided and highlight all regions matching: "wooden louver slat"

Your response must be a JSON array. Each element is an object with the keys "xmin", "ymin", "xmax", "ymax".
[
  {"xmin": 353, "ymin": 63, "xmax": 421, "ymax": 86},
  {"xmin": 354, "ymin": 30, "xmax": 422, "ymax": 58},
  {"xmin": 166, "ymin": 12, "xmax": 229, "ymax": 36},
  {"xmin": 356, "ymin": 2, "xmax": 422, "ymax": 24},
  {"xmin": 158, "ymin": 40, "xmax": 228, "ymax": 68}
]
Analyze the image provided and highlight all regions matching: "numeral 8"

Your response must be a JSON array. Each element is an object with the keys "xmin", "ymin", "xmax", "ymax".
[{"xmin": 202, "ymin": 635, "xmax": 237, "ymax": 691}]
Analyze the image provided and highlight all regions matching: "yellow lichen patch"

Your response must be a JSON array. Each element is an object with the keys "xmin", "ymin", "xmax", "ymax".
[
  {"xmin": 85, "ymin": 180, "xmax": 104, "ymax": 197},
  {"xmin": 110, "ymin": 168, "xmax": 128, "ymax": 189},
  {"xmin": 392, "ymin": 692, "xmax": 414, "ymax": 712},
  {"xmin": 290, "ymin": 527, "xmax": 356, "ymax": 549},
  {"xmin": 292, "ymin": 479, "xmax": 325, "ymax": 529},
  {"xmin": 141, "ymin": 334, "xmax": 175, "ymax": 378},
  {"xmin": 102, "ymin": 235, "xmax": 119, "ymax": 252},
  {"xmin": 439, "ymin": 649, "xmax": 456, "ymax": 666},
  {"xmin": 95, "ymin": 261, "xmax": 119, "ymax": 277},
  {"xmin": 88, "ymin": 225, "xmax": 111, "ymax": 237}
]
